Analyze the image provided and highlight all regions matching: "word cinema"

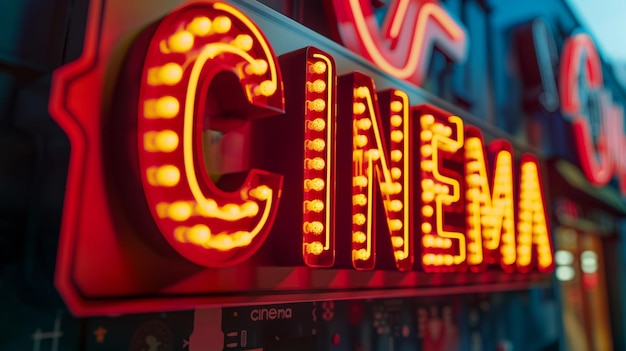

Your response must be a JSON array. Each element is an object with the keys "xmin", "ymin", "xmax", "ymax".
[{"xmin": 133, "ymin": 2, "xmax": 554, "ymax": 274}]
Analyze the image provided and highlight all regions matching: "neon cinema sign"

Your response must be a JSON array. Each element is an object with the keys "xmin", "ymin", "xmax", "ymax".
[
  {"xmin": 560, "ymin": 33, "xmax": 626, "ymax": 194},
  {"xmin": 130, "ymin": 2, "xmax": 553, "ymax": 272},
  {"xmin": 50, "ymin": 1, "xmax": 553, "ymax": 314}
]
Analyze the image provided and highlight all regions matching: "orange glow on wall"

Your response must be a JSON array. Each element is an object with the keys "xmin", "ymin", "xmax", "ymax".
[
  {"xmin": 302, "ymin": 50, "xmax": 337, "ymax": 267},
  {"xmin": 137, "ymin": 2, "xmax": 284, "ymax": 267},
  {"xmin": 343, "ymin": 73, "xmax": 413, "ymax": 271},
  {"xmin": 417, "ymin": 107, "xmax": 465, "ymax": 272},
  {"xmin": 516, "ymin": 155, "xmax": 554, "ymax": 273},
  {"xmin": 464, "ymin": 127, "xmax": 516, "ymax": 272},
  {"xmin": 330, "ymin": 0, "xmax": 467, "ymax": 86}
]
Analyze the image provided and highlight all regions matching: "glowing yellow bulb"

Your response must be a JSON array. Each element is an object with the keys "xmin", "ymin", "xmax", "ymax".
[
  {"xmin": 422, "ymin": 205, "xmax": 434, "ymax": 217},
  {"xmin": 368, "ymin": 149, "xmax": 380, "ymax": 160},
  {"xmin": 390, "ymin": 115, "xmax": 403, "ymax": 127},
  {"xmin": 355, "ymin": 249, "xmax": 370, "ymax": 261},
  {"xmin": 187, "ymin": 16, "xmax": 212, "ymax": 36},
  {"xmin": 153, "ymin": 130, "xmax": 179, "ymax": 152},
  {"xmin": 498, "ymin": 153, "xmax": 512, "ymax": 165},
  {"xmin": 232, "ymin": 34, "xmax": 253, "ymax": 51},
  {"xmin": 187, "ymin": 224, "xmax": 211, "ymax": 244},
  {"xmin": 422, "ymin": 178, "xmax": 434, "ymax": 190},
  {"xmin": 519, "ymin": 222, "xmax": 532, "ymax": 233},
  {"xmin": 421, "ymin": 145, "xmax": 433, "ymax": 157},
  {"xmin": 157, "ymin": 165, "xmax": 180, "ymax": 186},
  {"xmin": 156, "ymin": 202, "xmax": 169, "ymax": 218},
  {"xmin": 353, "ymin": 213, "xmax": 366, "ymax": 225},
  {"xmin": 357, "ymin": 118, "xmax": 372, "ymax": 130},
  {"xmin": 391, "ymin": 150, "xmax": 402, "ymax": 162},
  {"xmin": 195, "ymin": 199, "xmax": 217, "ymax": 217},
  {"xmin": 308, "ymin": 118, "xmax": 326, "ymax": 131},
  {"xmin": 422, "ymin": 191, "xmax": 434, "ymax": 203},
  {"xmin": 255, "ymin": 80, "xmax": 277, "ymax": 96},
  {"xmin": 421, "ymin": 160, "xmax": 433, "ymax": 171},
  {"xmin": 420, "ymin": 130, "xmax": 433, "ymax": 141},
  {"xmin": 211, "ymin": 233, "xmax": 234, "ymax": 250},
  {"xmin": 240, "ymin": 202, "xmax": 259, "ymax": 216},
  {"xmin": 444, "ymin": 255, "xmax": 454, "ymax": 266},
  {"xmin": 421, "ymin": 222, "xmax": 432, "ymax": 233},
  {"xmin": 423, "ymin": 235, "xmax": 434, "ymax": 247},
  {"xmin": 307, "ymin": 79, "xmax": 326, "ymax": 93},
  {"xmin": 391, "ymin": 130, "xmax": 404, "ymax": 142},
  {"xmin": 389, "ymin": 219, "xmax": 403, "ymax": 231},
  {"xmin": 390, "ymin": 101, "xmax": 403, "ymax": 112},
  {"xmin": 395, "ymin": 251, "xmax": 406, "ymax": 260},
  {"xmin": 304, "ymin": 178, "xmax": 325, "ymax": 191},
  {"xmin": 149, "ymin": 63, "xmax": 183, "ymax": 86},
  {"xmin": 380, "ymin": 182, "xmax": 392, "ymax": 195},
  {"xmin": 440, "ymin": 185, "xmax": 450, "ymax": 194},
  {"xmin": 245, "ymin": 59, "xmax": 269, "ymax": 75},
  {"xmin": 151, "ymin": 96, "xmax": 180, "ymax": 118},
  {"xmin": 353, "ymin": 102, "xmax": 366, "ymax": 115},
  {"xmin": 353, "ymin": 194, "xmax": 367, "ymax": 206},
  {"xmin": 434, "ymin": 255, "xmax": 444, "ymax": 266},
  {"xmin": 306, "ymin": 157, "xmax": 325, "ymax": 170},
  {"xmin": 249, "ymin": 185, "xmax": 272, "ymax": 200},
  {"xmin": 144, "ymin": 130, "xmax": 178, "ymax": 152},
  {"xmin": 423, "ymin": 253, "xmax": 436, "ymax": 265},
  {"xmin": 391, "ymin": 167, "xmax": 402, "ymax": 180},
  {"xmin": 222, "ymin": 203, "xmax": 239, "ymax": 217},
  {"xmin": 212, "ymin": 16, "xmax": 232, "ymax": 33},
  {"xmin": 308, "ymin": 241, "xmax": 324, "ymax": 255},
  {"xmin": 354, "ymin": 135, "xmax": 368, "ymax": 148},
  {"xmin": 307, "ymin": 139, "xmax": 325, "ymax": 151},
  {"xmin": 354, "ymin": 86, "xmax": 369, "ymax": 98},
  {"xmin": 518, "ymin": 235, "xmax": 531, "ymax": 245},
  {"xmin": 467, "ymin": 174, "xmax": 481, "ymax": 187},
  {"xmin": 533, "ymin": 212, "xmax": 545, "ymax": 222},
  {"xmin": 432, "ymin": 123, "xmax": 444, "ymax": 135},
  {"xmin": 147, "ymin": 165, "xmax": 180, "ymax": 187},
  {"xmin": 304, "ymin": 200, "xmax": 324, "ymax": 213},
  {"xmin": 353, "ymin": 176, "xmax": 368, "ymax": 187},
  {"xmin": 466, "ymin": 138, "xmax": 480, "ymax": 149},
  {"xmin": 421, "ymin": 114, "xmax": 434, "ymax": 126},
  {"xmin": 391, "ymin": 182, "xmax": 402, "ymax": 194},
  {"xmin": 353, "ymin": 231, "xmax": 366, "ymax": 243},
  {"xmin": 168, "ymin": 31, "xmax": 194, "ymax": 53},
  {"xmin": 466, "ymin": 161, "xmax": 480, "ymax": 172},
  {"xmin": 168, "ymin": 201, "xmax": 193, "ymax": 221},
  {"xmin": 522, "ymin": 162, "xmax": 536, "ymax": 172},
  {"xmin": 392, "ymin": 236, "xmax": 404, "ymax": 248},
  {"xmin": 310, "ymin": 61, "xmax": 327, "ymax": 74},
  {"xmin": 304, "ymin": 221, "xmax": 324, "ymax": 234},
  {"xmin": 389, "ymin": 200, "xmax": 403, "ymax": 212}
]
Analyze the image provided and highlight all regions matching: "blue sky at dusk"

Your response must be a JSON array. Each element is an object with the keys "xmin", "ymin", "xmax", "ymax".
[{"xmin": 567, "ymin": 0, "xmax": 626, "ymax": 63}]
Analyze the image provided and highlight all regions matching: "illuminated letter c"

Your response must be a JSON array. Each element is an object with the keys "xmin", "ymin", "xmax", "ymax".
[
  {"xmin": 137, "ymin": 3, "xmax": 284, "ymax": 267},
  {"xmin": 559, "ymin": 33, "xmax": 613, "ymax": 186}
]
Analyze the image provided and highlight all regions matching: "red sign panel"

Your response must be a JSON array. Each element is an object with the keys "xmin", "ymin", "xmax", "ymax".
[{"xmin": 50, "ymin": 0, "xmax": 553, "ymax": 315}]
